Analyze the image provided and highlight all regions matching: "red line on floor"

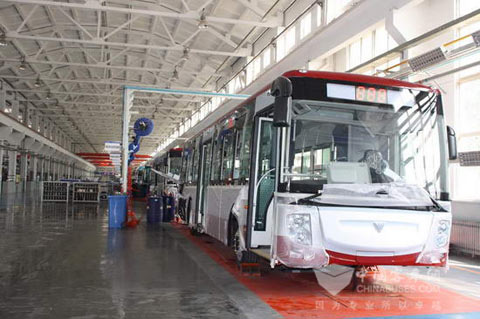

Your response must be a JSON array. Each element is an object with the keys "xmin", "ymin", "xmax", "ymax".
[{"xmin": 171, "ymin": 223, "xmax": 480, "ymax": 319}]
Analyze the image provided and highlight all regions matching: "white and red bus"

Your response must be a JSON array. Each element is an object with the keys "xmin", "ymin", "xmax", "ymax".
[{"xmin": 158, "ymin": 70, "xmax": 456, "ymax": 269}]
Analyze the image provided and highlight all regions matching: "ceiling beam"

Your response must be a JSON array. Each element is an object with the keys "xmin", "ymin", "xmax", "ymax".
[
  {"xmin": 39, "ymin": 108, "xmax": 189, "ymax": 117},
  {"xmin": 2, "ymin": 0, "xmax": 282, "ymax": 28},
  {"xmin": 0, "ymin": 74, "xmax": 215, "ymax": 92},
  {"xmin": 5, "ymin": 32, "xmax": 250, "ymax": 57},
  {"xmin": 0, "ymin": 57, "xmax": 223, "ymax": 78},
  {"xmin": 8, "ymin": 90, "xmax": 203, "ymax": 104}
]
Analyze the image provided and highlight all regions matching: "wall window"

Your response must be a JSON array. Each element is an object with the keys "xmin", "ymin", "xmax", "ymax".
[
  {"xmin": 453, "ymin": 78, "xmax": 480, "ymax": 200},
  {"xmin": 246, "ymin": 60, "xmax": 254, "ymax": 85},
  {"xmin": 361, "ymin": 32, "xmax": 373, "ymax": 62},
  {"xmin": 300, "ymin": 12, "xmax": 312, "ymax": 39},
  {"xmin": 253, "ymin": 58, "xmax": 262, "ymax": 79},
  {"xmin": 262, "ymin": 48, "xmax": 271, "ymax": 68},
  {"xmin": 451, "ymin": 0, "xmax": 480, "ymax": 200},
  {"xmin": 348, "ymin": 26, "xmax": 398, "ymax": 71},
  {"xmin": 192, "ymin": 111, "xmax": 199, "ymax": 126},
  {"xmin": 374, "ymin": 26, "xmax": 398, "ymax": 57},
  {"xmin": 348, "ymin": 40, "xmax": 361, "ymax": 69},
  {"xmin": 285, "ymin": 26, "xmax": 296, "ymax": 53},
  {"xmin": 327, "ymin": 0, "xmax": 352, "ymax": 23},
  {"xmin": 316, "ymin": 3, "xmax": 323, "ymax": 27},
  {"xmin": 276, "ymin": 31, "xmax": 286, "ymax": 61},
  {"xmin": 457, "ymin": 0, "xmax": 480, "ymax": 16},
  {"xmin": 457, "ymin": 79, "xmax": 480, "ymax": 151},
  {"xmin": 456, "ymin": 1, "xmax": 480, "ymax": 79}
]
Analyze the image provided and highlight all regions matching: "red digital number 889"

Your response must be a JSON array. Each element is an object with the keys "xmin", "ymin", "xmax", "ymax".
[{"xmin": 356, "ymin": 86, "xmax": 366, "ymax": 100}]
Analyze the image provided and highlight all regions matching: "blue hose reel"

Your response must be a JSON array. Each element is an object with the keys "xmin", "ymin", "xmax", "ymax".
[{"xmin": 128, "ymin": 118, "xmax": 154, "ymax": 165}]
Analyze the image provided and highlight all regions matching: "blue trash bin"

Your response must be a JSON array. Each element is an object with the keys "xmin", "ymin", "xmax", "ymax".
[
  {"xmin": 108, "ymin": 195, "xmax": 127, "ymax": 228},
  {"xmin": 162, "ymin": 195, "xmax": 174, "ymax": 222},
  {"xmin": 147, "ymin": 196, "xmax": 163, "ymax": 224}
]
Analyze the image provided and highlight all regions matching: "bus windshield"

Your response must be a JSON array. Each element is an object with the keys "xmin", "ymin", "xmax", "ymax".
[{"xmin": 289, "ymin": 92, "xmax": 444, "ymax": 199}]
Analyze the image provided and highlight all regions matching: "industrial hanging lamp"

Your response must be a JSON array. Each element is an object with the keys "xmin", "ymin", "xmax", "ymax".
[
  {"xmin": 0, "ymin": 34, "xmax": 7, "ymax": 47},
  {"xmin": 18, "ymin": 57, "xmax": 27, "ymax": 70},
  {"xmin": 171, "ymin": 67, "xmax": 179, "ymax": 81},
  {"xmin": 180, "ymin": 47, "xmax": 190, "ymax": 61},
  {"xmin": 34, "ymin": 76, "xmax": 41, "ymax": 87},
  {"xmin": 198, "ymin": 9, "xmax": 209, "ymax": 30}
]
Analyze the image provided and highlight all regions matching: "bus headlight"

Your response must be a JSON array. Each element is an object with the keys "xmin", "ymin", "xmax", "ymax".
[
  {"xmin": 436, "ymin": 220, "xmax": 450, "ymax": 248},
  {"xmin": 416, "ymin": 216, "xmax": 451, "ymax": 265},
  {"xmin": 287, "ymin": 214, "xmax": 312, "ymax": 245}
]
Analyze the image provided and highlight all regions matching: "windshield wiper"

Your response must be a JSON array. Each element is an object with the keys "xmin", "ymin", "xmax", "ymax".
[
  {"xmin": 429, "ymin": 197, "xmax": 448, "ymax": 212},
  {"xmin": 295, "ymin": 200, "xmax": 437, "ymax": 211},
  {"xmin": 297, "ymin": 193, "xmax": 322, "ymax": 204},
  {"xmin": 296, "ymin": 194, "xmax": 443, "ymax": 212}
]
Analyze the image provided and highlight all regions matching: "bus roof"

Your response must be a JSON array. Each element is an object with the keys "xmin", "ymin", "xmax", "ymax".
[{"xmin": 282, "ymin": 70, "xmax": 435, "ymax": 92}]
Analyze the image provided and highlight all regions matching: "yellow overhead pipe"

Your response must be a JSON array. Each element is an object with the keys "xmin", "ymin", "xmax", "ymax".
[{"xmin": 374, "ymin": 31, "xmax": 477, "ymax": 76}]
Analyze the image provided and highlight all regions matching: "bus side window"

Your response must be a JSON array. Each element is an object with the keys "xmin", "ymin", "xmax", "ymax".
[
  {"xmin": 188, "ymin": 148, "xmax": 195, "ymax": 183},
  {"xmin": 183, "ymin": 146, "xmax": 193, "ymax": 184},
  {"xmin": 181, "ymin": 149, "xmax": 187, "ymax": 182},
  {"xmin": 211, "ymin": 129, "xmax": 222, "ymax": 183},
  {"xmin": 184, "ymin": 148, "xmax": 190, "ymax": 183},
  {"xmin": 239, "ymin": 103, "xmax": 255, "ymax": 183},
  {"xmin": 221, "ymin": 131, "xmax": 235, "ymax": 184},
  {"xmin": 233, "ymin": 112, "xmax": 246, "ymax": 183},
  {"xmin": 192, "ymin": 138, "xmax": 200, "ymax": 183},
  {"xmin": 233, "ymin": 128, "xmax": 242, "ymax": 181}
]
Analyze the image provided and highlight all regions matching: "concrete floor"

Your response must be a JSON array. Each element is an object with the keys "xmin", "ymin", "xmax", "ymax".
[
  {"xmin": 1, "ymin": 193, "xmax": 480, "ymax": 319},
  {"xmin": 0, "ymin": 194, "xmax": 279, "ymax": 319}
]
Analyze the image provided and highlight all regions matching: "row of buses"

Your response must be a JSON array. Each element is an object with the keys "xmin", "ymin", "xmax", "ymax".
[{"xmin": 151, "ymin": 70, "xmax": 455, "ymax": 269}]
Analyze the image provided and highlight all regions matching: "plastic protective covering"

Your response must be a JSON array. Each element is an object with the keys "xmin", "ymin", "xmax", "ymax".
[
  {"xmin": 205, "ymin": 186, "xmax": 242, "ymax": 245},
  {"xmin": 273, "ymin": 194, "xmax": 329, "ymax": 268},
  {"xmin": 416, "ymin": 213, "xmax": 451, "ymax": 266},
  {"xmin": 315, "ymin": 182, "xmax": 434, "ymax": 207}
]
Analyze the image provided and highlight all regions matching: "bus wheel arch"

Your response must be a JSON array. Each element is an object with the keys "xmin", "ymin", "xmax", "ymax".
[{"xmin": 228, "ymin": 208, "xmax": 258, "ymax": 263}]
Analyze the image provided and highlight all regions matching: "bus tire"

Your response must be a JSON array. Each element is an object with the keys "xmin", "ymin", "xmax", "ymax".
[
  {"xmin": 229, "ymin": 215, "xmax": 258, "ymax": 264},
  {"xmin": 238, "ymin": 250, "xmax": 259, "ymax": 264},
  {"xmin": 190, "ymin": 226, "xmax": 202, "ymax": 236}
]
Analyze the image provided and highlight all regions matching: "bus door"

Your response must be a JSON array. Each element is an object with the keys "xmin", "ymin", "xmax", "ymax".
[
  {"xmin": 195, "ymin": 141, "xmax": 212, "ymax": 226},
  {"xmin": 248, "ymin": 117, "xmax": 276, "ymax": 250}
]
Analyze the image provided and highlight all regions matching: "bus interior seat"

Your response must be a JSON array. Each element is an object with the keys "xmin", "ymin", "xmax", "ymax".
[{"xmin": 327, "ymin": 162, "xmax": 371, "ymax": 184}]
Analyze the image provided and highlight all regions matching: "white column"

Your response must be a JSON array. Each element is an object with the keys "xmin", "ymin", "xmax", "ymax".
[
  {"xmin": 58, "ymin": 162, "xmax": 62, "ymax": 179},
  {"xmin": 40, "ymin": 157, "xmax": 45, "ymax": 181},
  {"xmin": 46, "ymin": 157, "xmax": 51, "ymax": 180},
  {"xmin": 7, "ymin": 151, "xmax": 17, "ymax": 182},
  {"xmin": 20, "ymin": 153, "xmax": 28, "ymax": 190},
  {"xmin": 32, "ymin": 155, "xmax": 38, "ymax": 181},
  {"xmin": 52, "ymin": 160, "xmax": 56, "ymax": 180},
  {"xmin": 0, "ymin": 143, "xmax": 4, "ymax": 194}
]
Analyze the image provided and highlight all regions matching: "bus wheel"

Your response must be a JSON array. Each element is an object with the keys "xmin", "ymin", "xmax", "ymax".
[
  {"xmin": 190, "ymin": 226, "xmax": 202, "ymax": 236},
  {"xmin": 232, "ymin": 227, "xmax": 243, "ymax": 262},
  {"xmin": 232, "ymin": 227, "xmax": 258, "ymax": 263},
  {"xmin": 190, "ymin": 227, "xmax": 197, "ymax": 236}
]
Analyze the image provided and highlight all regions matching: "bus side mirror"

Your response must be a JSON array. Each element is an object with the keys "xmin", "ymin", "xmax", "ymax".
[
  {"xmin": 271, "ymin": 76, "xmax": 293, "ymax": 127},
  {"xmin": 447, "ymin": 126, "xmax": 457, "ymax": 160}
]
